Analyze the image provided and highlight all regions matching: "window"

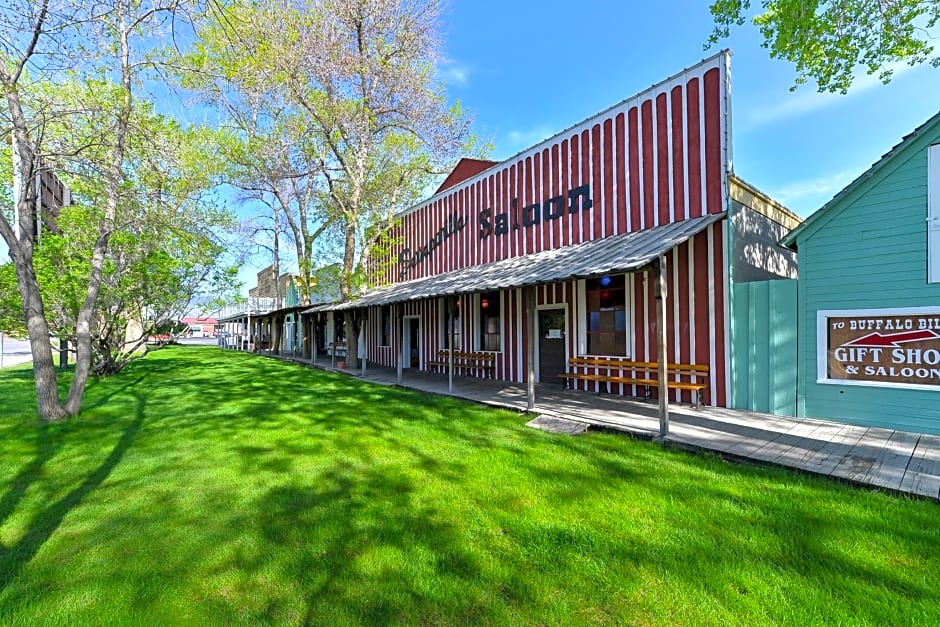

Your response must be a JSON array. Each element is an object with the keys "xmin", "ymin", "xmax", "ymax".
[
  {"xmin": 478, "ymin": 291, "xmax": 501, "ymax": 352},
  {"xmin": 929, "ymin": 144, "xmax": 939, "ymax": 283},
  {"xmin": 586, "ymin": 275, "xmax": 627, "ymax": 355},
  {"xmin": 440, "ymin": 298, "xmax": 462, "ymax": 349},
  {"xmin": 380, "ymin": 306, "xmax": 391, "ymax": 346}
]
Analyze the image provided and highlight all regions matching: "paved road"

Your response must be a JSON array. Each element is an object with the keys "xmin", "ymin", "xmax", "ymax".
[
  {"xmin": 0, "ymin": 335, "xmax": 32, "ymax": 368},
  {"xmin": 176, "ymin": 336, "xmax": 221, "ymax": 347},
  {"xmin": 0, "ymin": 334, "xmax": 222, "ymax": 369}
]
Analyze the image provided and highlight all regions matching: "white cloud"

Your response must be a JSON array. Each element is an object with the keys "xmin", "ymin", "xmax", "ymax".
[
  {"xmin": 770, "ymin": 169, "xmax": 859, "ymax": 213},
  {"xmin": 503, "ymin": 126, "xmax": 555, "ymax": 154},
  {"xmin": 744, "ymin": 62, "xmax": 917, "ymax": 129},
  {"xmin": 438, "ymin": 58, "xmax": 470, "ymax": 87}
]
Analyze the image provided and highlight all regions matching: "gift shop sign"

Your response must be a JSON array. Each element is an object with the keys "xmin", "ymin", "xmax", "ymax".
[{"xmin": 818, "ymin": 307, "xmax": 940, "ymax": 390}]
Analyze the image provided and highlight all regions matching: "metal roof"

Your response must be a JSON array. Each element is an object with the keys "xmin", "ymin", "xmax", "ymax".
[{"xmin": 304, "ymin": 212, "xmax": 725, "ymax": 313}]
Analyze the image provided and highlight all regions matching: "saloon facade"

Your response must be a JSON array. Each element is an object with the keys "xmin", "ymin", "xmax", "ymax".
[{"xmin": 322, "ymin": 52, "xmax": 799, "ymax": 410}]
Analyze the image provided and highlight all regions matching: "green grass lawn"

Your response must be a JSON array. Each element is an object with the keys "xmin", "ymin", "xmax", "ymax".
[{"xmin": 0, "ymin": 347, "xmax": 938, "ymax": 625}]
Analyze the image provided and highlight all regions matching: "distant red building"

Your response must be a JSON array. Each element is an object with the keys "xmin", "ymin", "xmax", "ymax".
[{"xmin": 180, "ymin": 316, "xmax": 218, "ymax": 338}]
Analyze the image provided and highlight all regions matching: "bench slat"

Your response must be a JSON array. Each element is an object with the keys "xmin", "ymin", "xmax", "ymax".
[
  {"xmin": 561, "ymin": 355, "xmax": 710, "ymax": 408},
  {"xmin": 429, "ymin": 350, "xmax": 496, "ymax": 378}
]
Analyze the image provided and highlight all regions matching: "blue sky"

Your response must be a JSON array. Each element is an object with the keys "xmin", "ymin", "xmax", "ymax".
[
  {"xmin": 239, "ymin": 2, "xmax": 939, "ymax": 294},
  {"xmin": 6, "ymin": 2, "xmax": 939, "ymax": 299},
  {"xmin": 438, "ymin": 0, "xmax": 939, "ymax": 218}
]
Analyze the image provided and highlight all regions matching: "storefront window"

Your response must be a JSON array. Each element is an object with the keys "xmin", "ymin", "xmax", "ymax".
[
  {"xmin": 586, "ymin": 275, "xmax": 626, "ymax": 355},
  {"xmin": 479, "ymin": 291, "xmax": 501, "ymax": 352},
  {"xmin": 333, "ymin": 314, "xmax": 345, "ymax": 342},
  {"xmin": 441, "ymin": 298, "xmax": 461, "ymax": 349},
  {"xmin": 380, "ymin": 306, "xmax": 391, "ymax": 346}
]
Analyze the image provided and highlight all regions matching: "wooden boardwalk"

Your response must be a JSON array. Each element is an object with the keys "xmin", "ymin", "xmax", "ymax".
[{"xmin": 272, "ymin": 352, "xmax": 940, "ymax": 501}]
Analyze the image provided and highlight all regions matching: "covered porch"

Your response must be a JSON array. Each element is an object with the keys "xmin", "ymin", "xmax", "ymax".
[{"xmin": 316, "ymin": 212, "xmax": 727, "ymax": 437}]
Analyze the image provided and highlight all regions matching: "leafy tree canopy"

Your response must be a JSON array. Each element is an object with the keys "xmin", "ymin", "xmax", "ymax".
[{"xmin": 708, "ymin": 0, "xmax": 940, "ymax": 92}]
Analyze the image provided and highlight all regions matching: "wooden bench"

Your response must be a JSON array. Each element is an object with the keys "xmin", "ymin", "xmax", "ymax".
[
  {"xmin": 428, "ymin": 349, "xmax": 496, "ymax": 378},
  {"xmin": 328, "ymin": 341, "xmax": 348, "ymax": 367},
  {"xmin": 559, "ymin": 356, "xmax": 709, "ymax": 408}
]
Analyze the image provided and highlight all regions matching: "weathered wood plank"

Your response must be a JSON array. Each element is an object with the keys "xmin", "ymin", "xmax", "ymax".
[
  {"xmin": 899, "ymin": 434, "xmax": 940, "ymax": 499},
  {"xmin": 800, "ymin": 424, "xmax": 869, "ymax": 476},
  {"xmin": 746, "ymin": 420, "xmax": 814, "ymax": 463},
  {"xmin": 668, "ymin": 418, "xmax": 755, "ymax": 455},
  {"xmin": 829, "ymin": 427, "xmax": 896, "ymax": 484},
  {"xmin": 716, "ymin": 415, "xmax": 801, "ymax": 458},
  {"xmin": 862, "ymin": 429, "xmax": 921, "ymax": 491},
  {"xmin": 767, "ymin": 420, "xmax": 834, "ymax": 467},
  {"xmin": 526, "ymin": 415, "xmax": 589, "ymax": 435}
]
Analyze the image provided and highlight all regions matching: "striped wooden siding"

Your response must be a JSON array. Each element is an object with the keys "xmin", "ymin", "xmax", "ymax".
[
  {"xmin": 363, "ymin": 223, "xmax": 729, "ymax": 406},
  {"xmin": 360, "ymin": 53, "xmax": 731, "ymax": 407},
  {"xmin": 382, "ymin": 55, "xmax": 728, "ymax": 284}
]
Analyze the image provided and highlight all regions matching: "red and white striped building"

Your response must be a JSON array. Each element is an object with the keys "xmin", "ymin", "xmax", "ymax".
[{"xmin": 328, "ymin": 51, "xmax": 800, "ymax": 409}]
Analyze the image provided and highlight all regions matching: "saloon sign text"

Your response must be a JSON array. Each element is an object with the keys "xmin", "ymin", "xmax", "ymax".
[
  {"xmin": 397, "ymin": 212, "xmax": 466, "ymax": 279},
  {"xmin": 397, "ymin": 183, "xmax": 595, "ymax": 278},
  {"xmin": 821, "ymin": 307, "xmax": 940, "ymax": 389},
  {"xmin": 479, "ymin": 184, "xmax": 593, "ymax": 239}
]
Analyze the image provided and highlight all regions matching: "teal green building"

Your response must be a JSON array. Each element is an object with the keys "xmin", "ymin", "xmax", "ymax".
[{"xmin": 782, "ymin": 112, "xmax": 940, "ymax": 434}]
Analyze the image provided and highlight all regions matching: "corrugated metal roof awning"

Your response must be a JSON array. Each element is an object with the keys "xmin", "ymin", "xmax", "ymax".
[
  {"xmin": 314, "ymin": 212, "xmax": 724, "ymax": 312},
  {"xmin": 301, "ymin": 302, "xmax": 339, "ymax": 314}
]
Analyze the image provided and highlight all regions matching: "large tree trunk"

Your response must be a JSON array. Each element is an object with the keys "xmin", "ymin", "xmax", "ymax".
[
  {"xmin": 272, "ymin": 316, "xmax": 282, "ymax": 354},
  {"xmin": 11, "ymin": 248, "xmax": 68, "ymax": 421},
  {"xmin": 341, "ymin": 219, "xmax": 360, "ymax": 369},
  {"xmin": 3, "ymin": 60, "xmax": 68, "ymax": 422},
  {"xmin": 64, "ymin": 12, "xmax": 132, "ymax": 415}
]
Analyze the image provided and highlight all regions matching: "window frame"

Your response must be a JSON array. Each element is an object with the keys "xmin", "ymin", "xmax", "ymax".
[
  {"xmin": 474, "ymin": 290, "xmax": 503, "ymax": 353},
  {"xmin": 439, "ymin": 297, "xmax": 462, "ymax": 350},
  {"xmin": 928, "ymin": 143, "xmax": 939, "ymax": 284},
  {"xmin": 379, "ymin": 305, "xmax": 391, "ymax": 347},
  {"xmin": 578, "ymin": 274, "xmax": 633, "ymax": 357}
]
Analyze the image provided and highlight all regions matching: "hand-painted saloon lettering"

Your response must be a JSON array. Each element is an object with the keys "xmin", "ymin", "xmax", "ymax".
[
  {"xmin": 398, "ymin": 212, "xmax": 466, "ymax": 279},
  {"xmin": 479, "ymin": 184, "xmax": 593, "ymax": 239}
]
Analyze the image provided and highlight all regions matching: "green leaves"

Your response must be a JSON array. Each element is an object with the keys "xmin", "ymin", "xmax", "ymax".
[
  {"xmin": 178, "ymin": 0, "xmax": 482, "ymax": 310},
  {"xmin": 708, "ymin": 0, "xmax": 940, "ymax": 93}
]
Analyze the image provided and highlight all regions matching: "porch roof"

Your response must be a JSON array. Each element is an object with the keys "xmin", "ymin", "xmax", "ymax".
[{"xmin": 304, "ymin": 211, "xmax": 725, "ymax": 313}]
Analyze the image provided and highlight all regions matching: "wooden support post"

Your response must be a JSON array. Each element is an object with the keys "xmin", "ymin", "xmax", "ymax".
[
  {"xmin": 330, "ymin": 314, "xmax": 336, "ymax": 369},
  {"xmin": 655, "ymin": 255, "xmax": 669, "ymax": 438},
  {"xmin": 360, "ymin": 314, "xmax": 367, "ymax": 377},
  {"xmin": 396, "ymin": 304, "xmax": 403, "ymax": 384},
  {"xmin": 525, "ymin": 286, "xmax": 536, "ymax": 410},
  {"xmin": 448, "ymin": 296, "xmax": 455, "ymax": 394},
  {"xmin": 310, "ymin": 313, "xmax": 320, "ymax": 365}
]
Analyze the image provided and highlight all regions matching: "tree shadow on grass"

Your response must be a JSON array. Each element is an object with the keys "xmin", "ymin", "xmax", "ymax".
[
  {"xmin": 0, "ymin": 390, "xmax": 146, "ymax": 593},
  {"xmin": 0, "ymin": 425, "xmax": 64, "ymax": 531},
  {"xmin": 244, "ymin": 462, "xmax": 514, "ymax": 625}
]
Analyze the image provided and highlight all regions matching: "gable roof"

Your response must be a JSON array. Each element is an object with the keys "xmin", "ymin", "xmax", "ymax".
[
  {"xmin": 781, "ymin": 110, "xmax": 940, "ymax": 249},
  {"xmin": 434, "ymin": 158, "xmax": 499, "ymax": 194}
]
